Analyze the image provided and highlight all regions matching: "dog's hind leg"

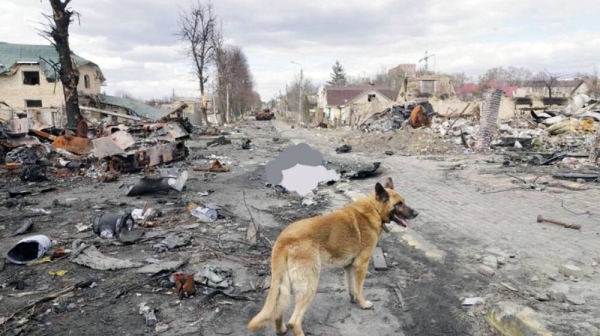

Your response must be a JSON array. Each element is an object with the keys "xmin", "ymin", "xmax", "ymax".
[
  {"xmin": 344, "ymin": 264, "xmax": 357, "ymax": 303},
  {"xmin": 274, "ymin": 274, "xmax": 292, "ymax": 335},
  {"xmin": 353, "ymin": 250, "xmax": 375, "ymax": 309},
  {"xmin": 286, "ymin": 255, "xmax": 320, "ymax": 336}
]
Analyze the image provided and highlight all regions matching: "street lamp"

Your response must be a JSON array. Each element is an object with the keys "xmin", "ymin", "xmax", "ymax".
[{"xmin": 291, "ymin": 61, "xmax": 303, "ymax": 122}]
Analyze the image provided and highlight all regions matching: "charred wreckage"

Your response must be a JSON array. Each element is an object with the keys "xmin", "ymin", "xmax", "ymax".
[{"xmin": 0, "ymin": 109, "xmax": 191, "ymax": 181}]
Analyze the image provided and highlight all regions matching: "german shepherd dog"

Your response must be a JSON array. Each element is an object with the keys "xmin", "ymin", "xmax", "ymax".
[{"xmin": 248, "ymin": 177, "xmax": 418, "ymax": 336}]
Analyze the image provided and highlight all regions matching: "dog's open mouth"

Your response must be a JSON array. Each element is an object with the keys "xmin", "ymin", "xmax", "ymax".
[{"xmin": 392, "ymin": 213, "xmax": 411, "ymax": 228}]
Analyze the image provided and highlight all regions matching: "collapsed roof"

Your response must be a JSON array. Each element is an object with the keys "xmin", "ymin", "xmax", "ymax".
[{"xmin": 0, "ymin": 42, "xmax": 106, "ymax": 84}]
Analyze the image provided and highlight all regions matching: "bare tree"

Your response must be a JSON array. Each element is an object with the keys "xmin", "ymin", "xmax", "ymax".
[
  {"xmin": 285, "ymin": 76, "xmax": 315, "ymax": 114},
  {"xmin": 177, "ymin": 0, "xmax": 222, "ymax": 125},
  {"xmin": 574, "ymin": 65, "xmax": 600, "ymax": 98},
  {"xmin": 449, "ymin": 72, "xmax": 468, "ymax": 89},
  {"xmin": 215, "ymin": 45, "xmax": 255, "ymax": 123},
  {"xmin": 39, "ymin": 0, "xmax": 81, "ymax": 129},
  {"xmin": 533, "ymin": 69, "xmax": 563, "ymax": 100}
]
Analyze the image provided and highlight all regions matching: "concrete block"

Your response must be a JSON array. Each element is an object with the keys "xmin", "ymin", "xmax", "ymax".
[
  {"xmin": 548, "ymin": 283, "xmax": 570, "ymax": 302},
  {"xmin": 477, "ymin": 265, "xmax": 495, "ymax": 277},
  {"xmin": 372, "ymin": 246, "xmax": 388, "ymax": 270},
  {"xmin": 566, "ymin": 294, "xmax": 585, "ymax": 306},
  {"xmin": 559, "ymin": 264, "xmax": 584, "ymax": 278},
  {"xmin": 483, "ymin": 255, "xmax": 498, "ymax": 269},
  {"xmin": 486, "ymin": 302, "xmax": 552, "ymax": 336}
]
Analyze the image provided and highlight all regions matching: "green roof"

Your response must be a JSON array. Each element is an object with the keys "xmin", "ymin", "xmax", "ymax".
[
  {"xmin": 98, "ymin": 94, "xmax": 164, "ymax": 122},
  {"xmin": 0, "ymin": 42, "xmax": 105, "ymax": 83}
]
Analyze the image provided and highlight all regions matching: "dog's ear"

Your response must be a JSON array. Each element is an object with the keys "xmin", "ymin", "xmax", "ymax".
[
  {"xmin": 375, "ymin": 182, "xmax": 389, "ymax": 202},
  {"xmin": 384, "ymin": 177, "xmax": 394, "ymax": 190}
]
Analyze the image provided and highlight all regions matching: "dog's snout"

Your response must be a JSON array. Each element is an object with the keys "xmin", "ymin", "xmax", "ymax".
[{"xmin": 410, "ymin": 209, "xmax": 419, "ymax": 218}]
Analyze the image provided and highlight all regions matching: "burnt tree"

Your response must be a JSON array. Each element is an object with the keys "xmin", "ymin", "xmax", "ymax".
[
  {"xmin": 178, "ymin": 0, "xmax": 221, "ymax": 126},
  {"xmin": 40, "ymin": 0, "xmax": 81, "ymax": 129}
]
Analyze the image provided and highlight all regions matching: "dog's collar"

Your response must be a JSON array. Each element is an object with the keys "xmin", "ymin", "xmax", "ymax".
[{"xmin": 382, "ymin": 223, "xmax": 390, "ymax": 233}]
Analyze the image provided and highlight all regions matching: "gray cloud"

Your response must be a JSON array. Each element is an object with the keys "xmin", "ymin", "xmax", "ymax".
[{"xmin": 1, "ymin": 0, "xmax": 599, "ymax": 101}]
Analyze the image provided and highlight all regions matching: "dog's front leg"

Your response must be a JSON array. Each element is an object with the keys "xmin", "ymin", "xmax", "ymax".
[
  {"xmin": 343, "ymin": 264, "xmax": 357, "ymax": 303},
  {"xmin": 353, "ymin": 253, "xmax": 374, "ymax": 309}
]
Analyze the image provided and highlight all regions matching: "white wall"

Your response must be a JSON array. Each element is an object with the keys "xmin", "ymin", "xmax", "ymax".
[{"xmin": 0, "ymin": 64, "xmax": 102, "ymax": 109}]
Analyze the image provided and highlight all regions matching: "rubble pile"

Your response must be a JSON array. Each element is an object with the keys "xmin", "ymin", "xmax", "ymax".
[
  {"xmin": 431, "ymin": 94, "xmax": 600, "ymax": 170},
  {"xmin": 1, "ymin": 114, "xmax": 191, "ymax": 176},
  {"xmin": 359, "ymin": 101, "xmax": 435, "ymax": 133}
]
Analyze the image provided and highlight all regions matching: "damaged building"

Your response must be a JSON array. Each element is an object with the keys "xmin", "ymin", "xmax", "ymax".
[
  {"xmin": 0, "ymin": 42, "xmax": 192, "ymax": 176},
  {"xmin": 316, "ymin": 85, "xmax": 397, "ymax": 126}
]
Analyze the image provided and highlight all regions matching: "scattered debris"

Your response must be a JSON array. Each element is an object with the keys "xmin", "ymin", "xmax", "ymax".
[
  {"xmin": 345, "ymin": 162, "xmax": 381, "ymax": 180},
  {"xmin": 372, "ymin": 246, "xmax": 388, "ymax": 270},
  {"xmin": 92, "ymin": 212, "xmax": 135, "ymax": 239},
  {"xmin": 195, "ymin": 265, "xmax": 233, "ymax": 289},
  {"xmin": 548, "ymin": 283, "xmax": 570, "ymax": 302},
  {"xmin": 566, "ymin": 294, "xmax": 586, "ymax": 306},
  {"xmin": 139, "ymin": 302, "xmax": 158, "ymax": 327},
  {"xmin": 6, "ymin": 235, "xmax": 52, "ymax": 265},
  {"xmin": 335, "ymin": 144, "xmax": 352, "ymax": 154},
  {"xmin": 154, "ymin": 232, "xmax": 192, "ymax": 252},
  {"xmin": 126, "ymin": 170, "xmax": 188, "ymax": 196},
  {"xmin": 188, "ymin": 203, "xmax": 219, "ymax": 222},
  {"xmin": 71, "ymin": 245, "xmax": 141, "ymax": 270},
  {"xmin": 477, "ymin": 265, "xmax": 495, "ymax": 277},
  {"xmin": 537, "ymin": 215, "xmax": 581, "ymax": 230},
  {"xmin": 12, "ymin": 219, "xmax": 34, "ymax": 236},
  {"xmin": 559, "ymin": 264, "xmax": 584, "ymax": 278},
  {"xmin": 174, "ymin": 273, "xmax": 197, "ymax": 299},
  {"xmin": 207, "ymin": 136, "xmax": 231, "ymax": 147},
  {"xmin": 136, "ymin": 260, "xmax": 186, "ymax": 274},
  {"xmin": 241, "ymin": 138, "xmax": 252, "ymax": 150},
  {"xmin": 193, "ymin": 159, "xmax": 230, "ymax": 173},
  {"xmin": 462, "ymin": 297, "xmax": 485, "ymax": 306}
]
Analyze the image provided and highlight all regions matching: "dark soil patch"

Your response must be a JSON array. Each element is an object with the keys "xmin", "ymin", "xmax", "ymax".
[{"xmin": 380, "ymin": 234, "xmax": 487, "ymax": 336}]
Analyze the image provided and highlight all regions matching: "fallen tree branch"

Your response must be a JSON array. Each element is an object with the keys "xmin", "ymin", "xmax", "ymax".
[
  {"xmin": 110, "ymin": 270, "xmax": 174, "ymax": 303},
  {"xmin": 0, "ymin": 285, "xmax": 76, "ymax": 330}
]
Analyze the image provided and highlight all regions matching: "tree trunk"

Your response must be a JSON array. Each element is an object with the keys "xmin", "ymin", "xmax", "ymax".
[
  {"xmin": 49, "ymin": 0, "xmax": 81, "ymax": 130},
  {"xmin": 199, "ymin": 81, "xmax": 209, "ymax": 126}
]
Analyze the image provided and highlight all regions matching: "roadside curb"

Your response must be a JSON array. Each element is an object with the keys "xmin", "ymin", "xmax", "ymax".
[{"xmin": 486, "ymin": 302, "xmax": 553, "ymax": 336}]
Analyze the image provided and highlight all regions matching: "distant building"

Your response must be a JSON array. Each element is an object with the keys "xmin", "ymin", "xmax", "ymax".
[
  {"xmin": 398, "ymin": 74, "xmax": 455, "ymax": 101},
  {"xmin": 515, "ymin": 79, "xmax": 591, "ymax": 98},
  {"xmin": 388, "ymin": 64, "xmax": 417, "ymax": 78},
  {"xmin": 0, "ymin": 42, "xmax": 105, "ymax": 109},
  {"xmin": 317, "ymin": 85, "xmax": 396, "ymax": 124}
]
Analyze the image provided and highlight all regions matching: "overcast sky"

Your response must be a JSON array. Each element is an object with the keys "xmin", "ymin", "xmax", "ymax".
[{"xmin": 2, "ymin": 0, "xmax": 599, "ymax": 101}]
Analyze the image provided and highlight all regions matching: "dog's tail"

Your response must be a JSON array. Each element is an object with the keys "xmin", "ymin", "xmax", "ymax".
[{"xmin": 248, "ymin": 249, "xmax": 291, "ymax": 331}]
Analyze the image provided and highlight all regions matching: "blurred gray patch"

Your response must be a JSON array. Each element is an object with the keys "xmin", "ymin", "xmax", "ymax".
[{"xmin": 265, "ymin": 143, "xmax": 324, "ymax": 185}]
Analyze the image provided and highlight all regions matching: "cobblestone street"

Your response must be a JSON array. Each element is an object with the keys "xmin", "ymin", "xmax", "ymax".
[{"xmin": 274, "ymin": 120, "xmax": 600, "ymax": 336}]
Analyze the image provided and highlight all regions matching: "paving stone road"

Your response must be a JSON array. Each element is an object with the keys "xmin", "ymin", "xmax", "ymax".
[{"xmin": 273, "ymin": 119, "xmax": 600, "ymax": 336}]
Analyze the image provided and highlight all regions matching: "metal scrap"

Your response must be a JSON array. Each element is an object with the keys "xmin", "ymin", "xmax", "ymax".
[{"xmin": 193, "ymin": 159, "xmax": 230, "ymax": 172}]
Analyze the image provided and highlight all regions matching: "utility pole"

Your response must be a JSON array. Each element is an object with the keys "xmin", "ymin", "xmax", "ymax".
[
  {"xmin": 291, "ymin": 61, "xmax": 303, "ymax": 122},
  {"xmin": 226, "ymin": 83, "xmax": 230, "ymax": 124}
]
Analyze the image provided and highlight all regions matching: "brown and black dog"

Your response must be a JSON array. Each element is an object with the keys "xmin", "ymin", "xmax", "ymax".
[{"xmin": 248, "ymin": 177, "xmax": 418, "ymax": 336}]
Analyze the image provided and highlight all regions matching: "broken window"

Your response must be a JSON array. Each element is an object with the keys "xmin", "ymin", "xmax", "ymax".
[
  {"xmin": 23, "ymin": 71, "xmax": 40, "ymax": 85},
  {"xmin": 25, "ymin": 100, "xmax": 42, "ymax": 108},
  {"xmin": 367, "ymin": 94, "xmax": 377, "ymax": 102},
  {"xmin": 84, "ymin": 74, "xmax": 90, "ymax": 89},
  {"xmin": 420, "ymin": 80, "xmax": 436, "ymax": 95}
]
